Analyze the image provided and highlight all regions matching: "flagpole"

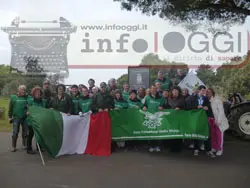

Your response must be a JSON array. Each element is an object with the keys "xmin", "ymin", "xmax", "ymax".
[{"xmin": 36, "ymin": 143, "xmax": 45, "ymax": 166}]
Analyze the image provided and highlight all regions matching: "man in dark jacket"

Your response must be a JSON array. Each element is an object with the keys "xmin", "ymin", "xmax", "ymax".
[
  {"xmin": 188, "ymin": 85, "xmax": 214, "ymax": 157},
  {"xmin": 51, "ymin": 84, "xmax": 73, "ymax": 115},
  {"xmin": 90, "ymin": 82, "xmax": 114, "ymax": 113}
]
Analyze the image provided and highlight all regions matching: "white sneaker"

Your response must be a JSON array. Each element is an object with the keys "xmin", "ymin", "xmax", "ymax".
[
  {"xmin": 149, "ymin": 147, "xmax": 154, "ymax": 153},
  {"xmin": 200, "ymin": 144, "xmax": 205, "ymax": 151},
  {"xmin": 206, "ymin": 151, "xmax": 216, "ymax": 158},
  {"xmin": 155, "ymin": 146, "xmax": 161, "ymax": 152},
  {"xmin": 211, "ymin": 148, "xmax": 216, "ymax": 153},
  {"xmin": 189, "ymin": 144, "xmax": 194, "ymax": 149},
  {"xmin": 216, "ymin": 150, "xmax": 223, "ymax": 156},
  {"xmin": 193, "ymin": 150, "xmax": 199, "ymax": 156}
]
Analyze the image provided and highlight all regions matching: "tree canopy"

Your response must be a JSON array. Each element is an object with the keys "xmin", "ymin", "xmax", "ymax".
[{"xmin": 114, "ymin": 0, "xmax": 250, "ymax": 31}]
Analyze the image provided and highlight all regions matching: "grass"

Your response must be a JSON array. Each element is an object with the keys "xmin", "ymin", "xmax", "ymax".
[{"xmin": 0, "ymin": 97, "xmax": 11, "ymax": 132}]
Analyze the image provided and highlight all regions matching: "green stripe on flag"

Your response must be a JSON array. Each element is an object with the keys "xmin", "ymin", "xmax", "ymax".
[
  {"xmin": 27, "ymin": 106, "xmax": 64, "ymax": 157},
  {"xmin": 110, "ymin": 108, "xmax": 209, "ymax": 140}
]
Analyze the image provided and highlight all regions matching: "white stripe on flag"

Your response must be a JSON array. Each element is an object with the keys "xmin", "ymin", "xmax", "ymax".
[{"xmin": 56, "ymin": 112, "xmax": 91, "ymax": 157}]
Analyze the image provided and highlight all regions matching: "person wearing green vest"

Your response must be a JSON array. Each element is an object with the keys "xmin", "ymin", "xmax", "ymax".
[
  {"xmin": 70, "ymin": 85, "xmax": 80, "ymax": 115},
  {"xmin": 122, "ymin": 83, "xmax": 130, "ymax": 101},
  {"xmin": 127, "ymin": 90, "xmax": 143, "ymax": 109},
  {"xmin": 78, "ymin": 86, "xmax": 92, "ymax": 113},
  {"xmin": 114, "ymin": 89, "xmax": 128, "ymax": 110},
  {"xmin": 137, "ymin": 87, "xmax": 146, "ymax": 104},
  {"xmin": 8, "ymin": 85, "xmax": 29, "ymax": 152},
  {"xmin": 114, "ymin": 89, "xmax": 128, "ymax": 150},
  {"xmin": 26, "ymin": 86, "xmax": 47, "ymax": 154},
  {"xmin": 143, "ymin": 85, "xmax": 164, "ymax": 153},
  {"xmin": 51, "ymin": 84, "xmax": 73, "ymax": 115},
  {"xmin": 154, "ymin": 71, "xmax": 172, "ymax": 91}
]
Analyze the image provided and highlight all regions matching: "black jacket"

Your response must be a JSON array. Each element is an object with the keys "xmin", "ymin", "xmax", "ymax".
[
  {"xmin": 90, "ymin": 91, "xmax": 114, "ymax": 113},
  {"xmin": 163, "ymin": 96, "xmax": 185, "ymax": 110}
]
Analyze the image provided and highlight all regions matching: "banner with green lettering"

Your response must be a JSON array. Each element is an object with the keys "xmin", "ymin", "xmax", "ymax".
[{"xmin": 110, "ymin": 108, "xmax": 209, "ymax": 140}]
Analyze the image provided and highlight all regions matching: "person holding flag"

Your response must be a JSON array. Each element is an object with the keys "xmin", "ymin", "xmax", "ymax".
[
  {"xmin": 26, "ymin": 86, "xmax": 48, "ymax": 154},
  {"xmin": 50, "ymin": 84, "xmax": 73, "ymax": 115},
  {"xmin": 78, "ymin": 86, "xmax": 92, "ymax": 113},
  {"xmin": 70, "ymin": 85, "xmax": 80, "ymax": 115}
]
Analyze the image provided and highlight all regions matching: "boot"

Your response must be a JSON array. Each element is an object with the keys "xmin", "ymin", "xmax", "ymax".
[
  {"xmin": 11, "ymin": 136, "xmax": 17, "ymax": 152},
  {"xmin": 22, "ymin": 136, "xmax": 27, "ymax": 150},
  {"xmin": 27, "ymin": 149, "xmax": 36, "ymax": 154}
]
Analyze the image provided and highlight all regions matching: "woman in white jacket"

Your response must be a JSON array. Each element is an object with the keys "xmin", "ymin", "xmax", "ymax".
[{"xmin": 206, "ymin": 88, "xmax": 229, "ymax": 156}]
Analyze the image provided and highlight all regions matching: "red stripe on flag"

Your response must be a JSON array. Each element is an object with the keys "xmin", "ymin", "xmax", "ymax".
[{"xmin": 84, "ymin": 111, "xmax": 111, "ymax": 156}]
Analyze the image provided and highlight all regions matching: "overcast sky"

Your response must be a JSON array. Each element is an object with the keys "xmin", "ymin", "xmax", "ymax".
[{"xmin": 0, "ymin": 0, "xmax": 249, "ymax": 86}]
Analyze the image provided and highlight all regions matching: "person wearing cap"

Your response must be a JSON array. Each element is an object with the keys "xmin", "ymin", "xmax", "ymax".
[
  {"xmin": 127, "ymin": 90, "xmax": 143, "ymax": 109},
  {"xmin": 26, "ymin": 86, "xmax": 48, "ymax": 154},
  {"xmin": 114, "ymin": 89, "xmax": 128, "ymax": 110},
  {"xmin": 154, "ymin": 71, "xmax": 172, "ymax": 91},
  {"xmin": 90, "ymin": 82, "xmax": 114, "ymax": 113},
  {"xmin": 50, "ymin": 84, "xmax": 73, "ymax": 115},
  {"xmin": 78, "ymin": 86, "xmax": 92, "ymax": 113},
  {"xmin": 70, "ymin": 85, "xmax": 80, "ymax": 115},
  {"xmin": 122, "ymin": 83, "xmax": 130, "ymax": 101},
  {"xmin": 42, "ymin": 80, "xmax": 53, "ymax": 106},
  {"xmin": 143, "ymin": 85, "xmax": 165, "ymax": 153}
]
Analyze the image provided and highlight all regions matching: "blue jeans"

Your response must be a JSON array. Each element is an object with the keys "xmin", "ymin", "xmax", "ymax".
[{"xmin": 12, "ymin": 118, "xmax": 27, "ymax": 138}]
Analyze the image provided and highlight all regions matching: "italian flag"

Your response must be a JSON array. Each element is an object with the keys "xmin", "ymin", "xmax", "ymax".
[{"xmin": 27, "ymin": 106, "xmax": 111, "ymax": 157}]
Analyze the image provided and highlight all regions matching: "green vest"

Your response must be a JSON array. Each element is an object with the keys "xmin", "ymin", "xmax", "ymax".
[
  {"xmin": 114, "ymin": 99, "xmax": 128, "ymax": 109},
  {"xmin": 154, "ymin": 78, "xmax": 171, "ymax": 90},
  {"xmin": 27, "ymin": 97, "xmax": 47, "ymax": 108},
  {"xmin": 144, "ymin": 95, "xmax": 164, "ymax": 112},
  {"xmin": 122, "ymin": 91, "xmax": 130, "ymax": 101},
  {"xmin": 127, "ymin": 99, "xmax": 143, "ymax": 109},
  {"xmin": 10, "ymin": 95, "xmax": 28, "ymax": 119},
  {"xmin": 71, "ymin": 96, "xmax": 80, "ymax": 115},
  {"xmin": 79, "ymin": 97, "xmax": 92, "ymax": 113}
]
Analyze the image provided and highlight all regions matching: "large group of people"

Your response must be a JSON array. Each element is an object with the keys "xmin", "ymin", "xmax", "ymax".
[{"xmin": 8, "ymin": 70, "xmax": 229, "ymax": 158}]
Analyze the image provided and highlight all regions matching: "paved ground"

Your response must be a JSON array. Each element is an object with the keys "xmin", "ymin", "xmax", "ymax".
[{"xmin": 0, "ymin": 132, "xmax": 250, "ymax": 188}]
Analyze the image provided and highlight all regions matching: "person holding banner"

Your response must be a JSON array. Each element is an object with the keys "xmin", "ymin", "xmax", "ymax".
[
  {"xmin": 189, "ymin": 85, "xmax": 215, "ymax": 157},
  {"xmin": 26, "ymin": 86, "xmax": 47, "ymax": 154},
  {"xmin": 78, "ymin": 86, "xmax": 92, "ymax": 113},
  {"xmin": 114, "ymin": 89, "xmax": 128, "ymax": 149},
  {"xmin": 143, "ymin": 85, "xmax": 164, "ymax": 152},
  {"xmin": 70, "ymin": 85, "xmax": 80, "ymax": 115},
  {"xmin": 90, "ymin": 82, "xmax": 114, "ymax": 113},
  {"xmin": 50, "ymin": 84, "xmax": 73, "ymax": 115},
  {"xmin": 127, "ymin": 90, "xmax": 143, "ymax": 109},
  {"xmin": 163, "ymin": 86, "xmax": 185, "ymax": 152},
  {"xmin": 122, "ymin": 83, "xmax": 130, "ymax": 101}
]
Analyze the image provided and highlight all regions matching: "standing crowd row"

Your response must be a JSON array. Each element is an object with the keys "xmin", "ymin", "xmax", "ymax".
[{"xmin": 8, "ymin": 71, "xmax": 229, "ymax": 158}]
